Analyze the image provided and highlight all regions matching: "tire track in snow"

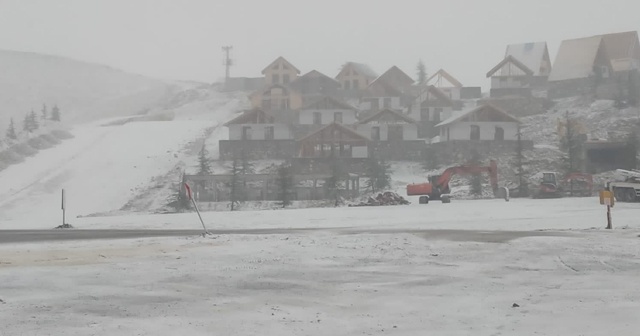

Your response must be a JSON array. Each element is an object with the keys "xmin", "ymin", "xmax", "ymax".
[{"xmin": 556, "ymin": 256, "xmax": 579, "ymax": 273}]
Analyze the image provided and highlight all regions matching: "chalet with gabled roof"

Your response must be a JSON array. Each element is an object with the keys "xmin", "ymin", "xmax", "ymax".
[
  {"xmin": 426, "ymin": 69, "xmax": 482, "ymax": 100},
  {"xmin": 356, "ymin": 109, "xmax": 424, "ymax": 160},
  {"xmin": 361, "ymin": 66, "xmax": 415, "ymax": 112},
  {"xmin": 289, "ymin": 70, "xmax": 341, "ymax": 104},
  {"xmin": 435, "ymin": 104, "xmax": 520, "ymax": 142},
  {"xmin": 262, "ymin": 56, "xmax": 301, "ymax": 85},
  {"xmin": 297, "ymin": 122, "xmax": 370, "ymax": 159},
  {"xmin": 336, "ymin": 62, "xmax": 377, "ymax": 91},
  {"xmin": 219, "ymin": 108, "xmax": 295, "ymax": 160},
  {"xmin": 298, "ymin": 96, "xmax": 358, "ymax": 127},
  {"xmin": 250, "ymin": 83, "xmax": 303, "ymax": 111},
  {"xmin": 486, "ymin": 55, "xmax": 535, "ymax": 97}
]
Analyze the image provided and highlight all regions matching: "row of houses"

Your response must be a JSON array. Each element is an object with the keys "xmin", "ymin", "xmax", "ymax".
[{"xmin": 486, "ymin": 31, "xmax": 640, "ymax": 100}]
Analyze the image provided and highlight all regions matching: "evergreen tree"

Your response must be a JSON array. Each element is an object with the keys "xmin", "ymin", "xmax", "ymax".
[
  {"xmin": 197, "ymin": 144, "xmax": 212, "ymax": 175},
  {"xmin": 23, "ymin": 113, "xmax": 30, "ymax": 133},
  {"xmin": 41, "ymin": 104, "xmax": 48, "ymax": 121},
  {"xmin": 165, "ymin": 176, "xmax": 192, "ymax": 212},
  {"xmin": 51, "ymin": 105, "xmax": 61, "ymax": 122},
  {"xmin": 416, "ymin": 59, "xmax": 427, "ymax": 86},
  {"xmin": 422, "ymin": 146, "xmax": 439, "ymax": 171},
  {"xmin": 6, "ymin": 118, "xmax": 17, "ymax": 140},
  {"xmin": 324, "ymin": 154, "xmax": 343, "ymax": 207},
  {"xmin": 626, "ymin": 131, "xmax": 639, "ymax": 169},
  {"xmin": 560, "ymin": 111, "xmax": 583, "ymax": 196},
  {"xmin": 228, "ymin": 158, "xmax": 243, "ymax": 211},
  {"xmin": 514, "ymin": 123, "xmax": 529, "ymax": 197},
  {"xmin": 468, "ymin": 152, "xmax": 483, "ymax": 196},
  {"xmin": 29, "ymin": 110, "xmax": 39, "ymax": 131},
  {"xmin": 276, "ymin": 163, "xmax": 295, "ymax": 208},
  {"xmin": 365, "ymin": 156, "xmax": 391, "ymax": 193}
]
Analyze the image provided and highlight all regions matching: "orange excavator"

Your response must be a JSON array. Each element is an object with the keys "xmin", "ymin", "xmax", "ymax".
[{"xmin": 407, "ymin": 160, "xmax": 499, "ymax": 204}]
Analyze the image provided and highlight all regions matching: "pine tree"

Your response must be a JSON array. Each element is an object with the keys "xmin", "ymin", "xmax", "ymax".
[
  {"xmin": 29, "ymin": 110, "xmax": 39, "ymax": 131},
  {"xmin": 276, "ymin": 163, "xmax": 295, "ymax": 208},
  {"xmin": 197, "ymin": 145, "xmax": 212, "ymax": 175},
  {"xmin": 6, "ymin": 118, "xmax": 17, "ymax": 140},
  {"xmin": 468, "ymin": 152, "xmax": 483, "ymax": 196},
  {"xmin": 324, "ymin": 154, "xmax": 343, "ymax": 207},
  {"xmin": 51, "ymin": 105, "xmax": 61, "ymax": 122},
  {"xmin": 416, "ymin": 59, "xmax": 427, "ymax": 86},
  {"xmin": 23, "ymin": 113, "xmax": 30, "ymax": 133},
  {"xmin": 626, "ymin": 131, "xmax": 639, "ymax": 169},
  {"xmin": 561, "ymin": 111, "xmax": 583, "ymax": 196},
  {"xmin": 514, "ymin": 123, "xmax": 529, "ymax": 197},
  {"xmin": 41, "ymin": 104, "xmax": 48, "ymax": 121},
  {"xmin": 228, "ymin": 158, "xmax": 243, "ymax": 211},
  {"xmin": 165, "ymin": 176, "xmax": 192, "ymax": 212},
  {"xmin": 422, "ymin": 146, "xmax": 439, "ymax": 171},
  {"xmin": 365, "ymin": 156, "xmax": 391, "ymax": 193}
]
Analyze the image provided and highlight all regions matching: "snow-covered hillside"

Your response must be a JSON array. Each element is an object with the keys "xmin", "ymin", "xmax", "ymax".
[
  {"xmin": 0, "ymin": 49, "xmax": 176, "ymax": 131},
  {"xmin": 0, "ymin": 87, "xmax": 249, "ymax": 226}
]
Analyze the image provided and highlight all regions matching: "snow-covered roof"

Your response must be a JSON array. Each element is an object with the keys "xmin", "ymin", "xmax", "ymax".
[
  {"xmin": 436, "ymin": 104, "xmax": 519, "ymax": 127},
  {"xmin": 505, "ymin": 42, "xmax": 550, "ymax": 76},
  {"xmin": 548, "ymin": 36, "xmax": 603, "ymax": 82},
  {"xmin": 601, "ymin": 31, "xmax": 640, "ymax": 72},
  {"xmin": 369, "ymin": 66, "xmax": 414, "ymax": 88},
  {"xmin": 357, "ymin": 109, "xmax": 417, "ymax": 125}
]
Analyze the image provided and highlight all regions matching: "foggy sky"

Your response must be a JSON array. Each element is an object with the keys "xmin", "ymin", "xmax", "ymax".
[{"xmin": 1, "ymin": 0, "xmax": 639, "ymax": 88}]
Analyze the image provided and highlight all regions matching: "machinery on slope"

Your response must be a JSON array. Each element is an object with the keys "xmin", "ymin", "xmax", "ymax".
[
  {"xmin": 607, "ymin": 169, "xmax": 640, "ymax": 202},
  {"xmin": 407, "ymin": 160, "xmax": 499, "ymax": 204},
  {"xmin": 529, "ymin": 172, "xmax": 593, "ymax": 198}
]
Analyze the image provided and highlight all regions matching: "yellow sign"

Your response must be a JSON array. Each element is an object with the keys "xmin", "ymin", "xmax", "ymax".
[{"xmin": 599, "ymin": 190, "xmax": 615, "ymax": 207}]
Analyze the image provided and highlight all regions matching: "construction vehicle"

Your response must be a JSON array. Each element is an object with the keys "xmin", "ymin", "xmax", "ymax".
[
  {"xmin": 607, "ymin": 169, "xmax": 640, "ymax": 202},
  {"xmin": 529, "ymin": 172, "xmax": 593, "ymax": 198},
  {"xmin": 529, "ymin": 172, "xmax": 563, "ymax": 198},
  {"xmin": 407, "ymin": 160, "xmax": 499, "ymax": 204},
  {"xmin": 562, "ymin": 172, "xmax": 593, "ymax": 197}
]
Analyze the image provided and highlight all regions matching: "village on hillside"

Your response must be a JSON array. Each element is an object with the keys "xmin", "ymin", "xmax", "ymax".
[{"xmin": 180, "ymin": 31, "xmax": 640, "ymax": 208}]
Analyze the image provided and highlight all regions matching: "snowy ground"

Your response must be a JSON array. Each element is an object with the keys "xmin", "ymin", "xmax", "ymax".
[
  {"xmin": 0, "ymin": 89, "xmax": 249, "ymax": 223},
  {"xmin": 1, "ymin": 198, "xmax": 640, "ymax": 335}
]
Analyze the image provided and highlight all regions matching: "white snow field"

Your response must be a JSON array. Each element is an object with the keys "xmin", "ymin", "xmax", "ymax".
[
  {"xmin": 1, "ymin": 198, "xmax": 640, "ymax": 335},
  {"xmin": 0, "ymin": 89, "xmax": 248, "ymax": 226}
]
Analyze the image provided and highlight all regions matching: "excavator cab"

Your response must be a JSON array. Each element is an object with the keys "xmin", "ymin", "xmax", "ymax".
[{"xmin": 531, "ymin": 172, "xmax": 562, "ymax": 198}]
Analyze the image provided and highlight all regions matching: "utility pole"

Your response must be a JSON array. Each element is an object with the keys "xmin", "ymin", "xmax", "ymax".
[{"xmin": 222, "ymin": 46, "xmax": 233, "ymax": 86}]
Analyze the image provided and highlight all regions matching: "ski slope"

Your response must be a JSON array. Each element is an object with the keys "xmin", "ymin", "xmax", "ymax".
[{"xmin": 0, "ymin": 89, "xmax": 247, "ymax": 226}]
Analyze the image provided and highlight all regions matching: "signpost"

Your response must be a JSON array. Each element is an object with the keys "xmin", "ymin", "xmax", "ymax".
[
  {"xmin": 61, "ymin": 189, "xmax": 66, "ymax": 227},
  {"xmin": 185, "ymin": 183, "xmax": 209, "ymax": 235},
  {"xmin": 599, "ymin": 190, "xmax": 615, "ymax": 229}
]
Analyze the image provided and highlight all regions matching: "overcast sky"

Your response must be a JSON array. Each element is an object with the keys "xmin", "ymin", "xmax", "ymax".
[{"xmin": 1, "ymin": 0, "xmax": 639, "ymax": 88}]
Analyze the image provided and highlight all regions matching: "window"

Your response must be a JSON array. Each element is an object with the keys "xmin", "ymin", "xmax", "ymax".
[
  {"xmin": 420, "ymin": 107, "xmax": 429, "ymax": 122},
  {"xmin": 494, "ymin": 126, "xmax": 504, "ymax": 140},
  {"xmin": 283, "ymin": 74, "xmax": 290, "ymax": 84},
  {"xmin": 265, "ymin": 126, "xmax": 275, "ymax": 140},
  {"xmin": 470, "ymin": 125, "xmax": 480, "ymax": 140},
  {"xmin": 261, "ymin": 98, "xmax": 271, "ymax": 110},
  {"xmin": 371, "ymin": 126, "xmax": 380, "ymax": 141},
  {"xmin": 352, "ymin": 79, "xmax": 359, "ymax": 89},
  {"xmin": 272, "ymin": 74, "xmax": 280, "ymax": 84},
  {"xmin": 242, "ymin": 126, "xmax": 252, "ymax": 140},
  {"xmin": 313, "ymin": 112, "xmax": 322, "ymax": 125},
  {"xmin": 383, "ymin": 98, "xmax": 391, "ymax": 109},
  {"xmin": 434, "ymin": 108, "xmax": 443, "ymax": 123},
  {"xmin": 334, "ymin": 112, "xmax": 343, "ymax": 123}
]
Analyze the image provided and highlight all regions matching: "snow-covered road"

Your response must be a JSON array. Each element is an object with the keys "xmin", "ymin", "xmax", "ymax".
[{"xmin": 1, "ymin": 198, "xmax": 639, "ymax": 335}]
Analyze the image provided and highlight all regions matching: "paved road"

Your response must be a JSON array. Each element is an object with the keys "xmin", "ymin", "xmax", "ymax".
[{"xmin": 0, "ymin": 228, "xmax": 575, "ymax": 245}]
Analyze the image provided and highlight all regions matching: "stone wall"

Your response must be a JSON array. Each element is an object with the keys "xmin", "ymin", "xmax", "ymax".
[{"xmin": 219, "ymin": 140, "xmax": 296, "ymax": 160}]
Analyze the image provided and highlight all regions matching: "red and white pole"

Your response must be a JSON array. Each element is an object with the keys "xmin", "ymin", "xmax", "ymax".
[{"xmin": 185, "ymin": 183, "xmax": 209, "ymax": 235}]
